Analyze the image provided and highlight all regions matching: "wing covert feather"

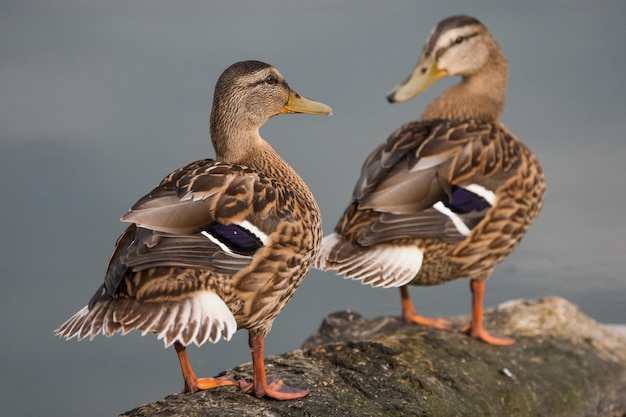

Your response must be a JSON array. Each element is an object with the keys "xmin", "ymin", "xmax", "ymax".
[
  {"xmin": 122, "ymin": 160, "xmax": 282, "ymax": 235},
  {"xmin": 337, "ymin": 120, "xmax": 523, "ymax": 246}
]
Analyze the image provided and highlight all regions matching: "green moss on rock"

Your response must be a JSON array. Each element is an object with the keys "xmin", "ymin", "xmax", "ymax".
[{"xmin": 122, "ymin": 298, "xmax": 626, "ymax": 417}]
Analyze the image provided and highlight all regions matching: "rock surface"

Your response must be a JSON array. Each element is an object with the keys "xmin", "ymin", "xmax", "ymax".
[{"xmin": 121, "ymin": 297, "xmax": 626, "ymax": 417}]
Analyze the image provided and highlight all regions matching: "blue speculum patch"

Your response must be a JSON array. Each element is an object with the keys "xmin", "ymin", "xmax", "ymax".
[
  {"xmin": 443, "ymin": 186, "xmax": 490, "ymax": 213},
  {"xmin": 205, "ymin": 222, "xmax": 264, "ymax": 255}
]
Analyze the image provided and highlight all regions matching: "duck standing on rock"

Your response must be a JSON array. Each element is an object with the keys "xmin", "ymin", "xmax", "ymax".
[
  {"xmin": 56, "ymin": 60, "xmax": 332, "ymax": 399},
  {"xmin": 316, "ymin": 15, "xmax": 545, "ymax": 346}
]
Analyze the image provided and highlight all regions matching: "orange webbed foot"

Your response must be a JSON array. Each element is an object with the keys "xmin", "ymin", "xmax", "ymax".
[
  {"xmin": 460, "ymin": 324, "xmax": 515, "ymax": 346},
  {"xmin": 241, "ymin": 378, "xmax": 310, "ymax": 400},
  {"xmin": 403, "ymin": 312, "xmax": 454, "ymax": 332},
  {"xmin": 182, "ymin": 375, "xmax": 240, "ymax": 394},
  {"xmin": 460, "ymin": 279, "xmax": 515, "ymax": 346},
  {"xmin": 243, "ymin": 333, "xmax": 311, "ymax": 400},
  {"xmin": 175, "ymin": 341, "xmax": 241, "ymax": 394},
  {"xmin": 400, "ymin": 286, "xmax": 454, "ymax": 332}
]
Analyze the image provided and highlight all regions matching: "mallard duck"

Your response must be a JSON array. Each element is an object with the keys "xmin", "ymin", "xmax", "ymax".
[
  {"xmin": 56, "ymin": 60, "xmax": 332, "ymax": 399},
  {"xmin": 316, "ymin": 15, "xmax": 545, "ymax": 346}
]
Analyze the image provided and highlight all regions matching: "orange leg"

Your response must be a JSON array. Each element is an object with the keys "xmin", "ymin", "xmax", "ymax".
[
  {"xmin": 240, "ymin": 332, "xmax": 310, "ymax": 400},
  {"xmin": 174, "ymin": 341, "xmax": 239, "ymax": 393},
  {"xmin": 400, "ymin": 286, "xmax": 452, "ymax": 331},
  {"xmin": 460, "ymin": 279, "xmax": 515, "ymax": 346}
]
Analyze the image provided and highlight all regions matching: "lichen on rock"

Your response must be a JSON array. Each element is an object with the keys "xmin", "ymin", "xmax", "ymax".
[{"xmin": 122, "ymin": 297, "xmax": 626, "ymax": 417}]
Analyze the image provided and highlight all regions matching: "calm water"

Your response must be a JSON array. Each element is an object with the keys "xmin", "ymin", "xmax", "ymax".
[{"xmin": 1, "ymin": 1, "xmax": 625, "ymax": 416}]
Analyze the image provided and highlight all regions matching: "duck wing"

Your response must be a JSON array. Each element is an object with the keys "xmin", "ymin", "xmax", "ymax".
[
  {"xmin": 98, "ymin": 159, "xmax": 284, "ymax": 298},
  {"xmin": 338, "ymin": 119, "xmax": 521, "ymax": 246}
]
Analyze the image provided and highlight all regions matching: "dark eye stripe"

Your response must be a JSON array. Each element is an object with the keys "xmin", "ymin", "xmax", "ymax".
[
  {"xmin": 434, "ymin": 32, "xmax": 480, "ymax": 60},
  {"xmin": 428, "ymin": 30, "xmax": 480, "ymax": 59},
  {"xmin": 248, "ymin": 74, "xmax": 285, "ymax": 88},
  {"xmin": 426, "ymin": 15, "xmax": 483, "ymax": 55}
]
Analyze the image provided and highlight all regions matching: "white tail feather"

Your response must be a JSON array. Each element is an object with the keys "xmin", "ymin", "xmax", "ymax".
[
  {"xmin": 316, "ymin": 233, "xmax": 422, "ymax": 288},
  {"xmin": 55, "ymin": 290, "xmax": 237, "ymax": 347}
]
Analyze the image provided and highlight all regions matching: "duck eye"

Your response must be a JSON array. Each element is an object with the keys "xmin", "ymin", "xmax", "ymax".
[
  {"xmin": 265, "ymin": 75, "xmax": 278, "ymax": 85},
  {"xmin": 453, "ymin": 36, "xmax": 464, "ymax": 45}
]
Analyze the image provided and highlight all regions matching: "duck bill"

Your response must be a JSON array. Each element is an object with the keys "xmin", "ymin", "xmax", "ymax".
[
  {"xmin": 281, "ymin": 90, "xmax": 333, "ymax": 115},
  {"xmin": 386, "ymin": 55, "xmax": 448, "ymax": 103}
]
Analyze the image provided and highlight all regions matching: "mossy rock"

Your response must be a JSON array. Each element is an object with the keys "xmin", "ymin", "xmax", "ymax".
[{"xmin": 122, "ymin": 297, "xmax": 626, "ymax": 417}]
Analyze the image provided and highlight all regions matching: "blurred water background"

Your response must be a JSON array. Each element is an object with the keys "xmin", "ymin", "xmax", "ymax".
[{"xmin": 1, "ymin": 1, "xmax": 625, "ymax": 416}]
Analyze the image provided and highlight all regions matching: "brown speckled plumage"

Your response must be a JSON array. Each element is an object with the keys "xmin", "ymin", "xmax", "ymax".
[
  {"xmin": 56, "ymin": 60, "xmax": 331, "ymax": 399},
  {"xmin": 316, "ymin": 16, "xmax": 545, "ymax": 345}
]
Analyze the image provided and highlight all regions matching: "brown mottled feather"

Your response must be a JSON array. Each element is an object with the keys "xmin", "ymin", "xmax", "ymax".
[
  {"xmin": 317, "ymin": 16, "xmax": 545, "ymax": 294},
  {"xmin": 56, "ymin": 60, "xmax": 330, "ymax": 352}
]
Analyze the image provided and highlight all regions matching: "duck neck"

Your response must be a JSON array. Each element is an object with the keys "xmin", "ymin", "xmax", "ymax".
[
  {"xmin": 211, "ymin": 126, "xmax": 258, "ymax": 165},
  {"xmin": 210, "ymin": 99, "xmax": 261, "ymax": 163},
  {"xmin": 209, "ymin": 100, "xmax": 312, "ymax": 198},
  {"xmin": 421, "ymin": 51, "xmax": 508, "ymax": 122},
  {"xmin": 210, "ymin": 114, "xmax": 305, "ymax": 186}
]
